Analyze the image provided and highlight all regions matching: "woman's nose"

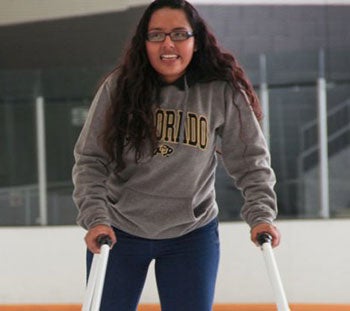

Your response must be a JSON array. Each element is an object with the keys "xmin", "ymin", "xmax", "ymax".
[{"xmin": 161, "ymin": 34, "xmax": 175, "ymax": 47}]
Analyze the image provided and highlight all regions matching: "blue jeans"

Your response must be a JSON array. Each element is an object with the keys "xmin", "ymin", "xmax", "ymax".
[{"xmin": 86, "ymin": 218, "xmax": 220, "ymax": 311}]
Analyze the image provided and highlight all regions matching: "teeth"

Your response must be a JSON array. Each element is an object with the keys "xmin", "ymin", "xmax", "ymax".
[{"xmin": 161, "ymin": 54, "xmax": 178, "ymax": 59}]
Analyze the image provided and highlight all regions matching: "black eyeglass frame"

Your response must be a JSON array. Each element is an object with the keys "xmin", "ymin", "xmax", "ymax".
[{"xmin": 146, "ymin": 30, "xmax": 195, "ymax": 42}]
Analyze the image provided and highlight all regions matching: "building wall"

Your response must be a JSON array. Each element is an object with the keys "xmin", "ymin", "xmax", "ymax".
[{"xmin": 1, "ymin": 3, "xmax": 350, "ymax": 74}]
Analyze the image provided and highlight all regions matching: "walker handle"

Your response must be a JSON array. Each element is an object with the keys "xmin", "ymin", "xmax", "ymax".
[
  {"xmin": 97, "ymin": 235, "xmax": 113, "ymax": 247},
  {"xmin": 257, "ymin": 232, "xmax": 272, "ymax": 246}
]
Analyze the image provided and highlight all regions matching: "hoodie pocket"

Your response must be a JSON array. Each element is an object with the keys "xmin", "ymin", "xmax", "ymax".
[{"xmin": 113, "ymin": 187, "xmax": 195, "ymax": 236}]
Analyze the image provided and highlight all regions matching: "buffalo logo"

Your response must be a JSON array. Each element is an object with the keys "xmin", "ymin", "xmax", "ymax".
[{"xmin": 154, "ymin": 144, "xmax": 174, "ymax": 157}]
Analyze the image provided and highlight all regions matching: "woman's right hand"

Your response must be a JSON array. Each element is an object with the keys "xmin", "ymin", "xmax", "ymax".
[{"xmin": 84, "ymin": 224, "xmax": 117, "ymax": 254}]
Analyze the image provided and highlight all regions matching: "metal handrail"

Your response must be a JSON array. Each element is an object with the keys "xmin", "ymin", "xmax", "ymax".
[{"xmin": 300, "ymin": 98, "xmax": 350, "ymax": 159}]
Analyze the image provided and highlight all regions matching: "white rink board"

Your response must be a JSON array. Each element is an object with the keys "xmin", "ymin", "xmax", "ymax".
[{"xmin": 0, "ymin": 219, "xmax": 350, "ymax": 304}]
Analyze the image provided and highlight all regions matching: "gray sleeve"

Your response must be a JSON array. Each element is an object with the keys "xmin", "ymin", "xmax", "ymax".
[
  {"xmin": 219, "ymin": 85, "xmax": 278, "ymax": 228},
  {"xmin": 72, "ymin": 79, "xmax": 113, "ymax": 230}
]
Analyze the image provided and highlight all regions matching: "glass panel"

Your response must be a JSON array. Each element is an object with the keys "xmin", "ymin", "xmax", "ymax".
[
  {"xmin": 269, "ymin": 86, "xmax": 319, "ymax": 218},
  {"xmin": 40, "ymin": 67, "xmax": 106, "ymax": 225},
  {"xmin": 45, "ymin": 99, "xmax": 90, "ymax": 225},
  {"xmin": 0, "ymin": 49, "xmax": 349, "ymax": 225},
  {"xmin": 327, "ymin": 83, "xmax": 350, "ymax": 217},
  {"xmin": 0, "ymin": 99, "xmax": 39, "ymax": 225},
  {"xmin": 216, "ymin": 159, "xmax": 244, "ymax": 221}
]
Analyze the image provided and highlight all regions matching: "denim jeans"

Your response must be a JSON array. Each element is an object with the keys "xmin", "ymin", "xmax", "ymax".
[{"xmin": 86, "ymin": 218, "xmax": 220, "ymax": 311}]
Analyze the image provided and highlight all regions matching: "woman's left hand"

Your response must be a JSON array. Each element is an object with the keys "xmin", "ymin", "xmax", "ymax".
[{"xmin": 250, "ymin": 223, "xmax": 281, "ymax": 248}]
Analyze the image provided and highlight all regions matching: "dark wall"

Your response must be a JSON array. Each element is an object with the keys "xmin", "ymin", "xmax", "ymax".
[
  {"xmin": 199, "ymin": 5, "xmax": 350, "ymax": 54},
  {"xmin": 1, "ymin": 5, "xmax": 349, "ymax": 74}
]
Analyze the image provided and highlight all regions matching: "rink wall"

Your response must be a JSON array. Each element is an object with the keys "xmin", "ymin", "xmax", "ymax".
[{"xmin": 0, "ymin": 219, "xmax": 349, "ymax": 305}]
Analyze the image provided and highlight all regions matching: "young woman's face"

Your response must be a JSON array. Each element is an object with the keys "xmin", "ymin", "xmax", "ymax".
[{"xmin": 146, "ymin": 8, "xmax": 196, "ymax": 83}]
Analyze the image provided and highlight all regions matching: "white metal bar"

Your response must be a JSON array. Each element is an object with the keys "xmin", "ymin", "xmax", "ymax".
[
  {"xmin": 83, "ymin": 245, "xmax": 110, "ymax": 311},
  {"xmin": 91, "ymin": 244, "xmax": 110, "ymax": 311},
  {"xmin": 261, "ymin": 242, "xmax": 290, "ymax": 311},
  {"xmin": 317, "ymin": 49, "xmax": 330, "ymax": 219},
  {"xmin": 82, "ymin": 254, "xmax": 100, "ymax": 311},
  {"xmin": 35, "ymin": 96, "xmax": 48, "ymax": 225},
  {"xmin": 259, "ymin": 54, "xmax": 270, "ymax": 148}
]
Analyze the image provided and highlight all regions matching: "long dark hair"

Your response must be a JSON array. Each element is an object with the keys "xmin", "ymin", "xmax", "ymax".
[{"xmin": 102, "ymin": 0, "xmax": 262, "ymax": 171}]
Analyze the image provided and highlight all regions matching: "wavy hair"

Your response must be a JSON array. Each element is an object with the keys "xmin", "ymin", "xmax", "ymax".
[{"xmin": 102, "ymin": 0, "xmax": 262, "ymax": 171}]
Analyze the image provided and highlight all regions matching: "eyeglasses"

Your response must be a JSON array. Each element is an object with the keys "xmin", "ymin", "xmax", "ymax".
[{"xmin": 146, "ymin": 30, "xmax": 194, "ymax": 42}]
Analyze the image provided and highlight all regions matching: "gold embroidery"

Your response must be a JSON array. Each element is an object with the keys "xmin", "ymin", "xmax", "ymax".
[{"xmin": 155, "ymin": 108, "xmax": 208, "ymax": 151}]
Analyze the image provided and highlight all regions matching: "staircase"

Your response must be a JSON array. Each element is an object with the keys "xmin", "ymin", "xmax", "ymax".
[{"xmin": 298, "ymin": 98, "xmax": 350, "ymax": 216}]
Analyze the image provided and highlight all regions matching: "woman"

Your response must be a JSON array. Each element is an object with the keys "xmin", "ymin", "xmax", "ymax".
[{"xmin": 73, "ymin": 0, "xmax": 280, "ymax": 310}]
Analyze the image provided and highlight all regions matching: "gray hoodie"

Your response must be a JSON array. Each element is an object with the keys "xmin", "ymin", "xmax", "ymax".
[{"xmin": 72, "ymin": 73, "xmax": 277, "ymax": 239}]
